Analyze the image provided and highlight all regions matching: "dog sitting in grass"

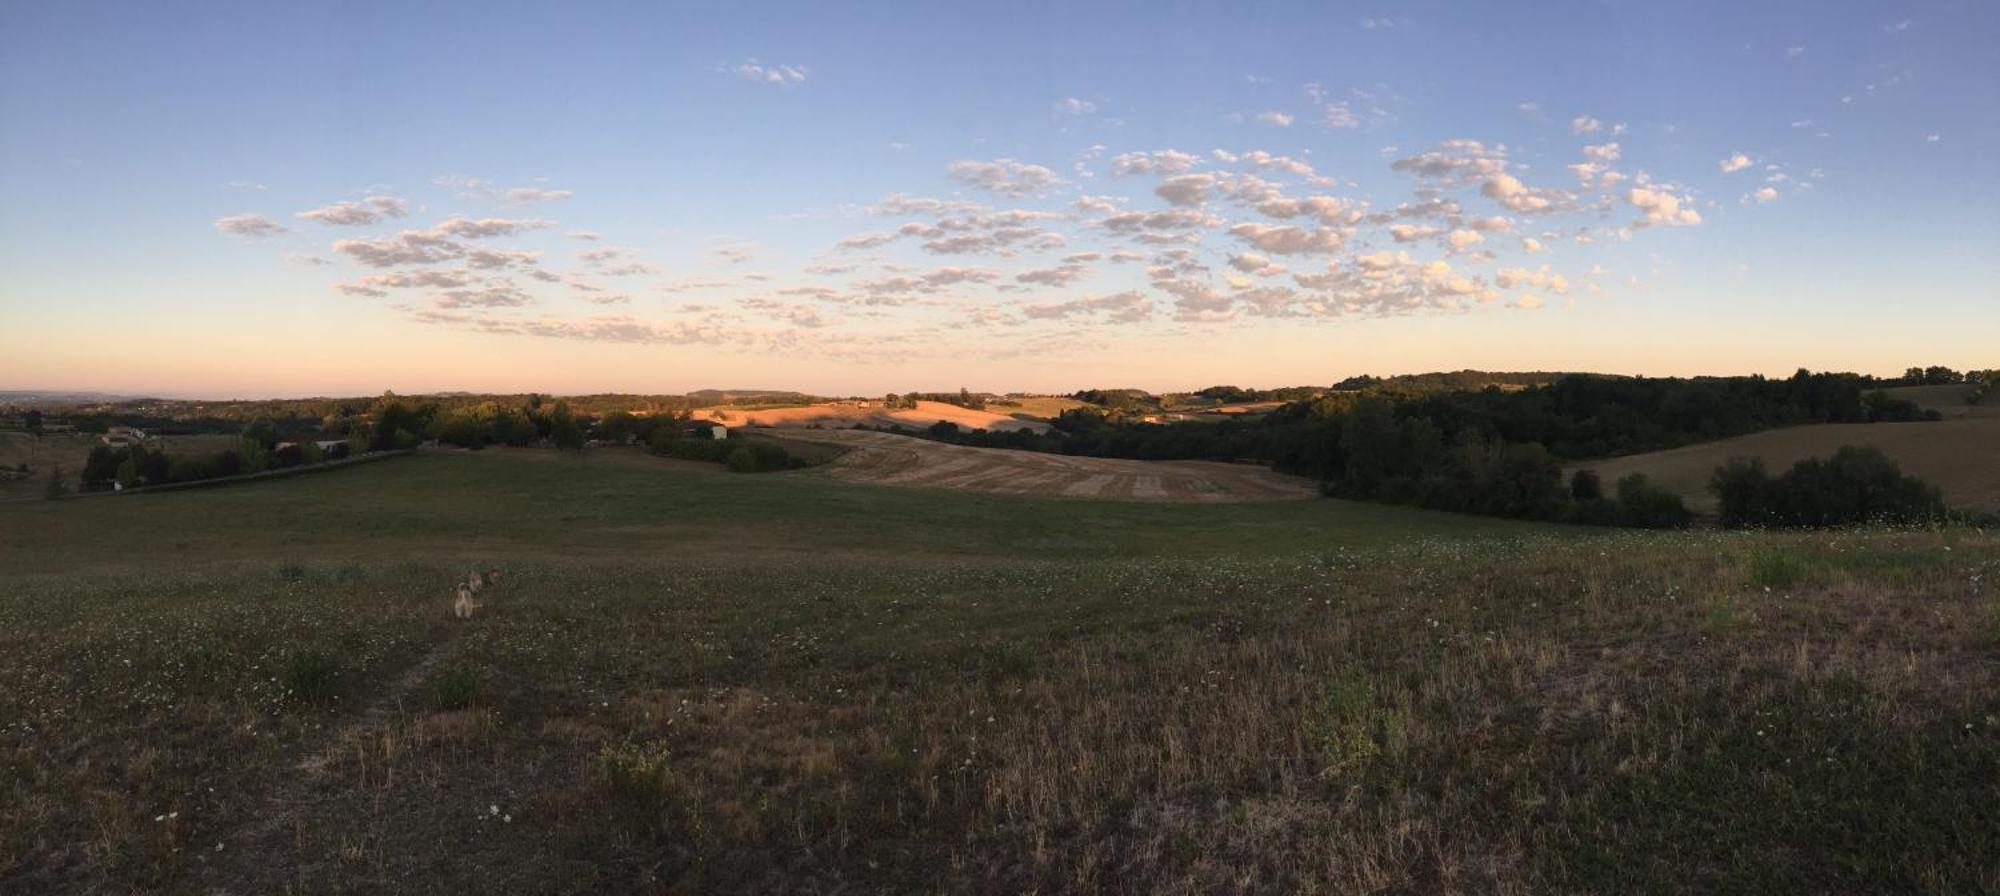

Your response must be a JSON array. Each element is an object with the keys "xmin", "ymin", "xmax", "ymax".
[
  {"xmin": 454, "ymin": 570, "xmax": 502, "ymax": 619},
  {"xmin": 453, "ymin": 581, "xmax": 481, "ymax": 619}
]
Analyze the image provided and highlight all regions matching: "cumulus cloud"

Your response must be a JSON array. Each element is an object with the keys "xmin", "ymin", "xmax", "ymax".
[
  {"xmin": 1023, "ymin": 290, "xmax": 1151, "ymax": 322},
  {"xmin": 1229, "ymin": 222, "xmax": 1343, "ymax": 255},
  {"xmin": 213, "ymin": 213, "xmax": 287, "ymax": 238},
  {"xmin": 1571, "ymin": 115, "xmax": 1602, "ymax": 134},
  {"xmin": 1055, "ymin": 97, "xmax": 1097, "ymax": 115},
  {"xmin": 435, "ymin": 216, "xmax": 553, "ymax": 238},
  {"xmin": 436, "ymin": 176, "xmax": 572, "ymax": 204},
  {"xmin": 1154, "ymin": 174, "xmax": 1217, "ymax": 206},
  {"xmin": 1627, "ymin": 186, "xmax": 1702, "ymax": 227},
  {"xmin": 721, "ymin": 59, "xmax": 807, "ymax": 86},
  {"xmin": 1719, "ymin": 152, "xmax": 1753, "ymax": 173},
  {"xmin": 1109, "ymin": 149, "xmax": 1200, "ymax": 176},
  {"xmin": 433, "ymin": 284, "xmax": 535, "ymax": 308},
  {"xmin": 297, "ymin": 195, "xmax": 409, "ymax": 226},
  {"xmin": 1255, "ymin": 111, "xmax": 1295, "ymax": 127},
  {"xmin": 947, "ymin": 158, "xmax": 1063, "ymax": 196},
  {"xmin": 1392, "ymin": 139, "xmax": 1507, "ymax": 183},
  {"xmin": 1015, "ymin": 263, "xmax": 1089, "ymax": 286},
  {"xmin": 1318, "ymin": 102, "xmax": 1361, "ymax": 129}
]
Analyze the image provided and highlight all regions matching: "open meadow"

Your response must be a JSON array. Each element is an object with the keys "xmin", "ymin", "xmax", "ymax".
[
  {"xmin": 781, "ymin": 429, "xmax": 1318, "ymax": 502},
  {"xmin": 2, "ymin": 448, "xmax": 1996, "ymax": 894}
]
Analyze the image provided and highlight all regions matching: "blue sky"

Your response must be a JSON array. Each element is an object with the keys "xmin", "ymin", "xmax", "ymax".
[{"xmin": 1, "ymin": 0, "xmax": 1994, "ymax": 397}]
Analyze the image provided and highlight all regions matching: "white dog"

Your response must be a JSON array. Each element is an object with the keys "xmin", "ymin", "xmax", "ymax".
[{"xmin": 453, "ymin": 581, "xmax": 480, "ymax": 619}]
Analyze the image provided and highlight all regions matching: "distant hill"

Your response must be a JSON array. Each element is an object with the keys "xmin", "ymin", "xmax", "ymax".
[
  {"xmin": 0, "ymin": 390, "xmax": 140, "ymax": 406},
  {"xmin": 684, "ymin": 389, "xmax": 823, "ymax": 407}
]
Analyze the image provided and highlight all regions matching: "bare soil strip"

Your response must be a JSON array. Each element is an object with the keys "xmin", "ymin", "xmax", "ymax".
[{"xmin": 778, "ymin": 429, "xmax": 1317, "ymax": 503}]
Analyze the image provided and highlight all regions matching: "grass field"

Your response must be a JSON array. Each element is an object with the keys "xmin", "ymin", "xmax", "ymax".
[
  {"xmin": 783, "ymin": 429, "xmax": 1317, "ymax": 502},
  {"xmin": 1578, "ymin": 417, "xmax": 2000, "ymax": 513},
  {"xmin": 2, "ymin": 450, "xmax": 1997, "ymax": 893}
]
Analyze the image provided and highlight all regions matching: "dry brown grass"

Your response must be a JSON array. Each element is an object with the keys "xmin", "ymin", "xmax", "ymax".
[
  {"xmin": 8, "ymin": 531, "xmax": 1994, "ymax": 894},
  {"xmin": 1576, "ymin": 417, "xmax": 2000, "ymax": 512}
]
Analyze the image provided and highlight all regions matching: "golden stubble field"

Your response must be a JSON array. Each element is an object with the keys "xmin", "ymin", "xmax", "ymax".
[{"xmin": 692, "ymin": 400, "xmax": 1051, "ymax": 433}]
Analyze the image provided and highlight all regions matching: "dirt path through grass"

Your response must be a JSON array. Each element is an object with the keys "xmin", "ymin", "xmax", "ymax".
[{"xmin": 195, "ymin": 604, "xmax": 473, "ymax": 892}]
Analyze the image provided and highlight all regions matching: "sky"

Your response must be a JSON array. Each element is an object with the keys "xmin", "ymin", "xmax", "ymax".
[{"xmin": 1, "ymin": 0, "xmax": 1994, "ymax": 398}]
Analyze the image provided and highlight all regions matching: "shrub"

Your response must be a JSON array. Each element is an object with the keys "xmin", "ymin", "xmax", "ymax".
[
  {"xmin": 598, "ymin": 740, "xmax": 675, "ymax": 807},
  {"xmin": 1748, "ymin": 551, "xmax": 1807, "ymax": 590},
  {"xmin": 726, "ymin": 442, "xmax": 795, "ymax": 473},
  {"xmin": 1614, "ymin": 473, "xmax": 1692, "ymax": 529},
  {"xmin": 1316, "ymin": 671, "xmax": 1406, "ymax": 780},
  {"xmin": 430, "ymin": 666, "xmax": 481, "ymax": 710},
  {"xmin": 1713, "ymin": 446, "xmax": 1946, "ymax": 529},
  {"xmin": 1570, "ymin": 468, "xmax": 1603, "ymax": 502},
  {"xmin": 279, "ymin": 647, "xmax": 344, "ymax": 705},
  {"xmin": 43, "ymin": 464, "xmax": 66, "ymax": 500}
]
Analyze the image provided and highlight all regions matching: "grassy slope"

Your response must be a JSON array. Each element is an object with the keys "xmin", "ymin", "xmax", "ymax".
[
  {"xmin": 2, "ymin": 451, "xmax": 1997, "ymax": 894},
  {"xmin": 0, "ymin": 447, "xmax": 1536, "ymax": 575},
  {"xmin": 1883, "ymin": 382, "xmax": 2000, "ymax": 420},
  {"xmin": 1578, "ymin": 417, "xmax": 2000, "ymax": 512}
]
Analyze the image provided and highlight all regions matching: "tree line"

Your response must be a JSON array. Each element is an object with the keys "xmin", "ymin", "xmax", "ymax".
[{"xmin": 898, "ymin": 369, "xmax": 1961, "ymax": 528}]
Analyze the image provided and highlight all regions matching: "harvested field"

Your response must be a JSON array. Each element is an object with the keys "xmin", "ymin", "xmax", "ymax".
[
  {"xmin": 1578, "ymin": 417, "xmax": 2000, "ymax": 512},
  {"xmin": 693, "ymin": 399, "xmax": 1048, "ymax": 433},
  {"xmin": 779, "ymin": 428, "xmax": 1316, "ymax": 502},
  {"xmin": 1883, "ymin": 383, "xmax": 2000, "ymax": 419}
]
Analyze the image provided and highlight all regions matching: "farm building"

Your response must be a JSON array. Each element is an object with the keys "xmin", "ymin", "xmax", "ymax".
[{"xmin": 101, "ymin": 426, "xmax": 148, "ymax": 447}]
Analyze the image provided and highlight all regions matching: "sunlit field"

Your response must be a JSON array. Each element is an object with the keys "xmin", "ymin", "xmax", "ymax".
[{"xmin": 3, "ymin": 451, "xmax": 1995, "ymax": 893}]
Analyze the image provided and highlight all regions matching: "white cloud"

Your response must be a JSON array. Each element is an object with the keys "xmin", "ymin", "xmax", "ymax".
[
  {"xmin": 721, "ymin": 59, "xmax": 808, "ymax": 86},
  {"xmin": 213, "ymin": 213, "xmax": 287, "ymax": 238},
  {"xmin": 1228, "ymin": 222, "xmax": 1344, "ymax": 255},
  {"xmin": 567, "ymin": 230, "xmax": 600, "ymax": 240},
  {"xmin": 434, "ymin": 216, "xmax": 552, "ymax": 238},
  {"xmin": 947, "ymin": 158, "xmax": 1063, "ymax": 196},
  {"xmin": 1255, "ymin": 111, "xmax": 1295, "ymax": 127},
  {"xmin": 1109, "ymin": 149, "xmax": 1200, "ymax": 176},
  {"xmin": 1627, "ymin": 186, "xmax": 1702, "ymax": 227},
  {"xmin": 1571, "ymin": 115, "xmax": 1602, "ymax": 134},
  {"xmin": 297, "ymin": 195, "xmax": 409, "ymax": 226},
  {"xmin": 1023, "ymin": 290, "xmax": 1151, "ymax": 322},
  {"xmin": 436, "ymin": 176, "xmax": 572, "ymax": 204},
  {"xmin": 1719, "ymin": 152, "xmax": 1753, "ymax": 173},
  {"xmin": 1015, "ymin": 263, "xmax": 1090, "ymax": 287},
  {"xmin": 1056, "ymin": 97, "xmax": 1097, "ymax": 116},
  {"xmin": 1153, "ymin": 174, "xmax": 1217, "ymax": 206}
]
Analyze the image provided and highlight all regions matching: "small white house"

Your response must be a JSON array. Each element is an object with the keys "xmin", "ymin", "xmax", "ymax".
[{"xmin": 707, "ymin": 423, "xmax": 729, "ymax": 440}]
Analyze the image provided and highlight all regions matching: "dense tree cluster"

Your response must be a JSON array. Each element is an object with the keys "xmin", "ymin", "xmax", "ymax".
[
  {"xmin": 79, "ymin": 429, "xmax": 351, "ymax": 492},
  {"xmin": 1710, "ymin": 446, "xmax": 1946, "ymax": 528}
]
